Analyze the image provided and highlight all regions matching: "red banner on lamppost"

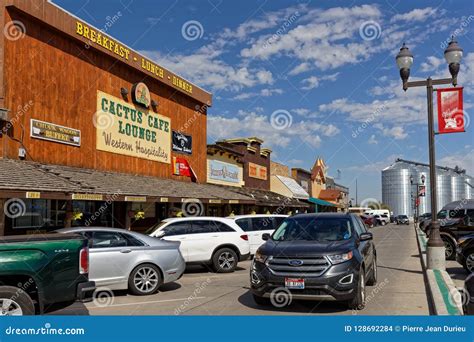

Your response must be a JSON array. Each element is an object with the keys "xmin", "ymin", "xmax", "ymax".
[{"xmin": 437, "ymin": 87, "xmax": 464, "ymax": 134}]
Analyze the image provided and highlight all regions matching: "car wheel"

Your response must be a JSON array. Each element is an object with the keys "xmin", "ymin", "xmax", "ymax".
[
  {"xmin": 252, "ymin": 294, "xmax": 271, "ymax": 306},
  {"xmin": 128, "ymin": 263, "xmax": 162, "ymax": 296},
  {"xmin": 348, "ymin": 268, "xmax": 366, "ymax": 310},
  {"xmin": 441, "ymin": 236, "xmax": 455, "ymax": 260},
  {"xmin": 366, "ymin": 257, "xmax": 377, "ymax": 286},
  {"xmin": 212, "ymin": 248, "xmax": 238, "ymax": 273},
  {"xmin": 464, "ymin": 250, "xmax": 474, "ymax": 273},
  {"xmin": 380, "ymin": 221, "xmax": 386, "ymax": 226},
  {"xmin": 0, "ymin": 286, "xmax": 35, "ymax": 316}
]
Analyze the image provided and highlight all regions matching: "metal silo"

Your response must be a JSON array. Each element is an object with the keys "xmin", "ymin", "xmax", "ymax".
[
  {"xmin": 465, "ymin": 175, "xmax": 473, "ymax": 199},
  {"xmin": 436, "ymin": 169, "xmax": 452, "ymax": 210},
  {"xmin": 451, "ymin": 171, "xmax": 466, "ymax": 201},
  {"xmin": 382, "ymin": 161, "xmax": 417, "ymax": 217}
]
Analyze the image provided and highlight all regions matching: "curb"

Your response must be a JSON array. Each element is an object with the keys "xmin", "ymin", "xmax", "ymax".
[{"xmin": 415, "ymin": 227, "xmax": 463, "ymax": 315}]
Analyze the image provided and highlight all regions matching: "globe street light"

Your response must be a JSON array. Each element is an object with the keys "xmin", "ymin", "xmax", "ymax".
[{"xmin": 396, "ymin": 38, "xmax": 463, "ymax": 270}]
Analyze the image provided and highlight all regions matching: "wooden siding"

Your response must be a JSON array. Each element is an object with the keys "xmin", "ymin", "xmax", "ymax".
[{"xmin": 1, "ymin": 7, "xmax": 208, "ymax": 182}]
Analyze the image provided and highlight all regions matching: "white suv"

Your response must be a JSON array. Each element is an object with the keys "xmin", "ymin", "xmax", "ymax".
[
  {"xmin": 148, "ymin": 217, "xmax": 250, "ymax": 273},
  {"xmin": 227, "ymin": 214, "xmax": 288, "ymax": 254}
]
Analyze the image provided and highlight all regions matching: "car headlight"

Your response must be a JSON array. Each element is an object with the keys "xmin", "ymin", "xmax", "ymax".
[
  {"xmin": 254, "ymin": 250, "xmax": 271, "ymax": 264},
  {"xmin": 328, "ymin": 251, "xmax": 353, "ymax": 264}
]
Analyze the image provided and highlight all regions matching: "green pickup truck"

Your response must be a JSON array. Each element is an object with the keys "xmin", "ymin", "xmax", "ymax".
[{"xmin": 0, "ymin": 233, "xmax": 95, "ymax": 315}]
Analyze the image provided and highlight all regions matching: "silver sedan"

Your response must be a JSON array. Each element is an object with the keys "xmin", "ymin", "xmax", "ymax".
[{"xmin": 56, "ymin": 227, "xmax": 185, "ymax": 295}]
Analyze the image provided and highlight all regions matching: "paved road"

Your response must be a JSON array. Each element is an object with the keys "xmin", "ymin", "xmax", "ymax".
[{"xmin": 52, "ymin": 224, "xmax": 430, "ymax": 316}]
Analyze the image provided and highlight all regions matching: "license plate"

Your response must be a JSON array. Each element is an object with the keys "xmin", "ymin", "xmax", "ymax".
[{"xmin": 285, "ymin": 278, "xmax": 305, "ymax": 289}]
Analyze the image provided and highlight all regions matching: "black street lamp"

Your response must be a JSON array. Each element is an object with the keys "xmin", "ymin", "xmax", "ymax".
[
  {"xmin": 410, "ymin": 174, "xmax": 426, "ymax": 227},
  {"xmin": 396, "ymin": 37, "xmax": 463, "ymax": 270}
]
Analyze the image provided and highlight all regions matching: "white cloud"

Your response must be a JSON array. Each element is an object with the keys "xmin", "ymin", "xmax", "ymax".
[
  {"xmin": 438, "ymin": 149, "xmax": 474, "ymax": 174},
  {"xmin": 420, "ymin": 56, "xmax": 444, "ymax": 72},
  {"xmin": 390, "ymin": 8, "xmax": 438, "ymax": 23},
  {"xmin": 347, "ymin": 154, "xmax": 402, "ymax": 173},
  {"xmin": 301, "ymin": 72, "xmax": 340, "ymax": 90},
  {"xmin": 368, "ymin": 134, "xmax": 378, "ymax": 144},
  {"xmin": 207, "ymin": 111, "xmax": 340, "ymax": 148},
  {"xmin": 232, "ymin": 88, "xmax": 283, "ymax": 100},
  {"xmin": 374, "ymin": 123, "xmax": 408, "ymax": 140}
]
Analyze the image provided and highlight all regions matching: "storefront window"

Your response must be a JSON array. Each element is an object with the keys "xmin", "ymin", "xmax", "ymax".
[
  {"xmin": 12, "ymin": 199, "xmax": 66, "ymax": 232},
  {"xmin": 72, "ymin": 201, "xmax": 114, "ymax": 227}
]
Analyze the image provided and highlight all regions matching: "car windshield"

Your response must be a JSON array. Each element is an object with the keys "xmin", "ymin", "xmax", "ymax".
[
  {"xmin": 144, "ymin": 221, "xmax": 168, "ymax": 235},
  {"xmin": 400, "ymin": 215, "xmax": 408, "ymax": 219},
  {"xmin": 272, "ymin": 217, "xmax": 352, "ymax": 242}
]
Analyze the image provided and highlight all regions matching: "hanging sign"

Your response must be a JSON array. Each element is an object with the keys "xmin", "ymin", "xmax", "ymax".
[
  {"xmin": 172, "ymin": 131, "xmax": 192, "ymax": 154},
  {"xmin": 437, "ymin": 87, "xmax": 464, "ymax": 134},
  {"xmin": 418, "ymin": 185, "xmax": 426, "ymax": 197},
  {"xmin": 131, "ymin": 82, "xmax": 151, "ymax": 108},
  {"xmin": 173, "ymin": 157, "xmax": 198, "ymax": 182}
]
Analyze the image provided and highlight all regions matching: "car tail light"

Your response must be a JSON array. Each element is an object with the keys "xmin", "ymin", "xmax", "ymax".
[
  {"xmin": 240, "ymin": 234, "xmax": 248, "ymax": 241},
  {"xmin": 79, "ymin": 247, "xmax": 89, "ymax": 274}
]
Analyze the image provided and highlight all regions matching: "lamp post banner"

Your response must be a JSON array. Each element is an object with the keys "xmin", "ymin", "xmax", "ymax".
[{"xmin": 437, "ymin": 87, "xmax": 464, "ymax": 134}]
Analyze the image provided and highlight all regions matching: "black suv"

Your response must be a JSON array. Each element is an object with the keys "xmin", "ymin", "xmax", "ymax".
[
  {"xmin": 250, "ymin": 213, "xmax": 377, "ymax": 310},
  {"xmin": 396, "ymin": 215, "xmax": 409, "ymax": 225}
]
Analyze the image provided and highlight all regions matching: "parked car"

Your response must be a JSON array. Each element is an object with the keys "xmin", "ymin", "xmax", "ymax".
[
  {"xmin": 463, "ymin": 274, "xmax": 474, "ymax": 315},
  {"xmin": 0, "ymin": 233, "xmax": 95, "ymax": 315},
  {"xmin": 396, "ymin": 215, "xmax": 410, "ymax": 225},
  {"xmin": 418, "ymin": 212, "xmax": 431, "ymax": 230},
  {"xmin": 456, "ymin": 233, "xmax": 474, "ymax": 272},
  {"xmin": 250, "ymin": 213, "xmax": 377, "ymax": 310},
  {"xmin": 56, "ymin": 227, "xmax": 185, "ymax": 295},
  {"xmin": 427, "ymin": 209, "xmax": 474, "ymax": 260},
  {"xmin": 148, "ymin": 217, "xmax": 250, "ymax": 273},
  {"xmin": 364, "ymin": 209, "xmax": 390, "ymax": 221},
  {"xmin": 374, "ymin": 214, "xmax": 389, "ymax": 226},
  {"xmin": 421, "ymin": 200, "xmax": 474, "ymax": 233},
  {"xmin": 360, "ymin": 214, "xmax": 375, "ymax": 228},
  {"xmin": 228, "ymin": 214, "xmax": 288, "ymax": 254}
]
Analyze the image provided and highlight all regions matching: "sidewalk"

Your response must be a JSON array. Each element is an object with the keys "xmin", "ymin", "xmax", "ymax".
[{"xmin": 368, "ymin": 224, "xmax": 430, "ymax": 315}]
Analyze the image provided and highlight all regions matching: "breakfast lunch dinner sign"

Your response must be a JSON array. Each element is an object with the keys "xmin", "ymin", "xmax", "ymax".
[
  {"xmin": 437, "ymin": 87, "xmax": 465, "ymax": 134},
  {"xmin": 95, "ymin": 91, "xmax": 171, "ymax": 163}
]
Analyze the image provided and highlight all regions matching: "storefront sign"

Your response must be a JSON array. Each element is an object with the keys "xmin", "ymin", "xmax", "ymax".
[
  {"xmin": 131, "ymin": 82, "xmax": 151, "ymax": 108},
  {"xmin": 228, "ymin": 200, "xmax": 239, "ymax": 204},
  {"xmin": 26, "ymin": 192, "xmax": 41, "ymax": 199},
  {"xmin": 209, "ymin": 160, "xmax": 239, "ymax": 183},
  {"xmin": 125, "ymin": 196, "xmax": 147, "ymax": 202},
  {"xmin": 31, "ymin": 119, "xmax": 81, "ymax": 147},
  {"xmin": 72, "ymin": 194, "xmax": 104, "ymax": 201},
  {"xmin": 96, "ymin": 91, "xmax": 171, "ymax": 163},
  {"xmin": 437, "ymin": 87, "xmax": 464, "ymax": 134},
  {"xmin": 76, "ymin": 21, "xmax": 131, "ymax": 60},
  {"xmin": 249, "ymin": 162, "xmax": 267, "ymax": 180},
  {"xmin": 160, "ymin": 197, "xmax": 169, "ymax": 202},
  {"xmin": 172, "ymin": 131, "xmax": 192, "ymax": 154},
  {"xmin": 209, "ymin": 199, "xmax": 222, "ymax": 204}
]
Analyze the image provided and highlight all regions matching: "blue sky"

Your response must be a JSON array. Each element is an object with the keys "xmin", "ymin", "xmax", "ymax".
[{"xmin": 53, "ymin": 0, "xmax": 474, "ymax": 202}]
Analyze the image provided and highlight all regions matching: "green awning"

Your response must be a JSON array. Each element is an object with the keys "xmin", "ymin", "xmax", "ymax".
[{"xmin": 308, "ymin": 197, "xmax": 337, "ymax": 207}]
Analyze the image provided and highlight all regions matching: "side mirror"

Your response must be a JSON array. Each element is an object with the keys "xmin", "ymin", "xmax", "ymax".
[
  {"xmin": 262, "ymin": 233, "xmax": 270, "ymax": 241},
  {"xmin": 155, "ymin": 231, "xmax": 166, "ymax": 238},
  {"xmin": 359, "ymin": 232, "xmax": 373, "ymax": 241}
]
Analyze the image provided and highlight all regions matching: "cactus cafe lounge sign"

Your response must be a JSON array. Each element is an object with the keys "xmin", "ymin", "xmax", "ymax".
[
  {"xmin": 96, "ymin": 90, "xmax": 171, "ymax": 163},
  {"xmin": 437, "ymin": 87, "xmax": 464, "ymax": 134}
]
